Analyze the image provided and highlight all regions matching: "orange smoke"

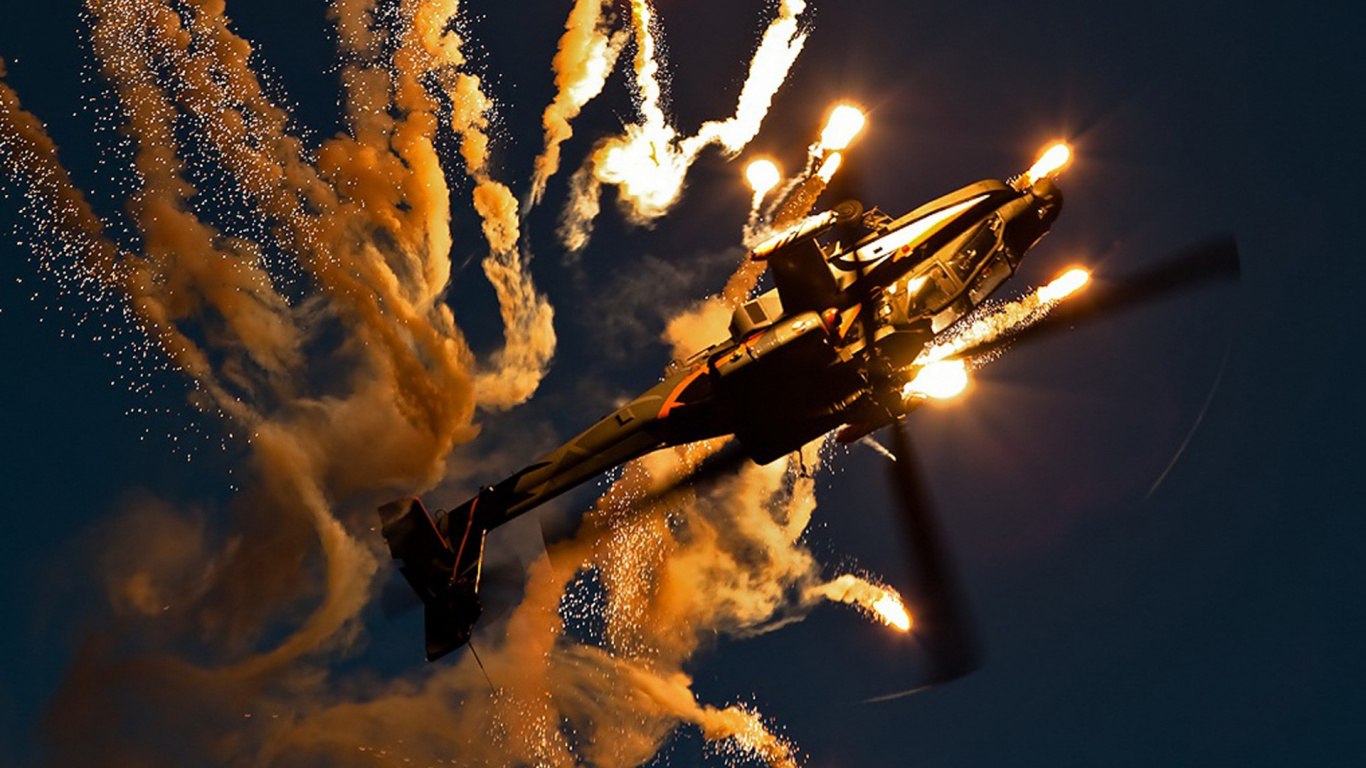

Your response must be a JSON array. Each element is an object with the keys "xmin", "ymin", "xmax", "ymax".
[
  {"xmin": 0, "ymin": 3, "xmax": 910, "ymax": 767},
  {"xmin": 2, "ymin": 0, "xmax": 538, "ymax": 728}
]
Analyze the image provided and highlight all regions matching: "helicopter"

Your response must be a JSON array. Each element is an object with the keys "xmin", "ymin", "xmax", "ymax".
[{"xmin": 378, "ymin": 143, "xmax": 1239, "ymax": 675}]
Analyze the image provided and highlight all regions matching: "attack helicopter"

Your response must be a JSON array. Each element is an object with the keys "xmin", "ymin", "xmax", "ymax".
[{"xmin": 379, "ymin": 141, "xmax": 1239, "ymax": 678}]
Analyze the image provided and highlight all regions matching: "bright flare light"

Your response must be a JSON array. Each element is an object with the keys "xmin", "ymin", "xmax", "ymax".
[
  {"xmin": 904, "ymin": 359, "xmax": 970, "ymax": 400},
  {"xmin": 872, "ymin": 594, "xmax": 913, "ymax": 632},
  {"xmin": 745, "ymin": 159, "xmax": 781, "ymax": 197},
  {"xmin": 1038, "ymin": 267, "xmax": 1091, "ymax": 303},
  {"xmin": 1023, "ymin": 142, "xmax": 1072, "ymax": 186},
  {"xmin": 819, "ymin": 104, "xmax": 866, "ymax": 151},
  {"xmin": 816, "ymin": 152, "xmax": 843, "ymax": 182}
]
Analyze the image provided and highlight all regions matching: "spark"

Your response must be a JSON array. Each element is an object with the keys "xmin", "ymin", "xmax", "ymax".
[{"xmin": 918, "ymin": 265, "xmax": 1093, "ymax": 364}]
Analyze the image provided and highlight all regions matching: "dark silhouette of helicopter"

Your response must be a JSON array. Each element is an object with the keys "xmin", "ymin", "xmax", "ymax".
[{"xmin": 378, "ymin": 144, "xmax": 1239, "ymax": 681}]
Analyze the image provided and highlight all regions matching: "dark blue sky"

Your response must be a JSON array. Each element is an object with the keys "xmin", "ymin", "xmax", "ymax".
[{"xmin": 2, "ymin": 1, "xmax": 1364, "ymax": 766}]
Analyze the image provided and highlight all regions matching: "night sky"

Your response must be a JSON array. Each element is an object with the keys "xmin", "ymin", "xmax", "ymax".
[{"xmin": 2, "ymin": 1, "xmax": 1364, "ymax": 766}]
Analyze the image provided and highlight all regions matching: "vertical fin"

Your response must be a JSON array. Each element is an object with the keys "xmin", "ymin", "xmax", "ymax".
[{"xmin": 378, "ymin": 496, "xmax": 487, "ymax": 661}]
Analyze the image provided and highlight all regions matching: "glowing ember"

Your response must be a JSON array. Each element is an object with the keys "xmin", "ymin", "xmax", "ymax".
[
  {"xmin": 816, "ymin": 151, "xmax": 843, "ymax": 182},
  {"xmin": 745, "ymin": 159, "xmax": 781, "ymax": 197},
  {"xmin": 1038, "ymin": 267, "xmax": 1090, "ymax": 303},
  {"xmin": 819, "ymin": 104, "xmax": 866, "ymax": 151},
  {"xmin": 904, "ymin": 359, "xmax": 970, "ymax": 400},
  {"xmin": 1023, "ymin": 141, "xmax": 1072, "ymax": 186},
  {"xmin": 871, "ymin": 594, "xmax": 913, "ymax": 632}
]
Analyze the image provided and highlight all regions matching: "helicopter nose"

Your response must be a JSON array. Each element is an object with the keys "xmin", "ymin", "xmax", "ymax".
[
  {"xmin": 1003, "ymin": 182, "xmax": 1063, "ymax": 256},
  {"xmin": 1029, "ymin": 176, "xmax": 1063, "ymax": 204}
]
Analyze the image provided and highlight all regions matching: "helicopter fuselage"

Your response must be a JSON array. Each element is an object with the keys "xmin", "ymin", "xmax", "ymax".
[
  {"xmin": 466, "ymin": 175, "xmax": 1062, "ymax": 529},
  {"xmin": 378, "ymin": 171, "xmax": 1063, "ymax": 660}
]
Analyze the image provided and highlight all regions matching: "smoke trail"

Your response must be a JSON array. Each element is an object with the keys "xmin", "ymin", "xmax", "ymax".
[
  {"xmin": 807, "ymin": 574, "xmax": 912, "ymax": 631},
  {"xmin": 3, "ymin": 0, "xmax": 547, "ymax": 736},
  {"xmin": 529, "ymin": 0, "xmax": 628, "ymax": 206},
  {"xmin": 392, "ymin": 0, "xmax": 558, "ymax": 409},
  {"xmin": 3, "ymin": 3, "xmax": 914, "ymax": 766},
  {"xmin": 559, "ymin": 0, "xmax": 808, "ymax": 252},
  {"xmin": 243, "ymin": 441, "xmax": 828, "ymax": 767},
  {"xmin": 254, "ymin": 302, "xmax": 897, "ymax": 767}
]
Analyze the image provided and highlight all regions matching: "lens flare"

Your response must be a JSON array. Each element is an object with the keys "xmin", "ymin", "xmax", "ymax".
[
  {"xmin": 871, "ymin": 594, "xmax": 913, "ymax": 632},
  {"xmin": 1023, "ymin": 141, "xmax": 1071, "ymax": 186},
  {"xmin": 819, "ymin": 104, "xmax": 866, "ymax": 151},
  {"xmin": 903, "ymin": 359, "xmax": 970, "ymax": 400},
  {"xmin": 1038, "ymin": 267, "xmax": 1090, "ymax": 303},
  {"xmin": 745, "ymin": 159, "xmax": 781, "ymax": 197}
]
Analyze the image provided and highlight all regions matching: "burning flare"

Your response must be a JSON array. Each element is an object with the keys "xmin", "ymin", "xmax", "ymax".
[
  {"xmin": 872, "ymin": 595, "xmax": 912, "ymax": 632},
  {"xmin": 1022, "ymin": 141, "xmax": 1072, "ymax": 186},
  {"xmin": 816, "ymin": 152, "xmax": 843, "ymax": 182},
  {"xmin": 1038, "ymin": 267, "xmax": 1090, "ymax": 303},
  {"xmin": 746, "ymin": 159, "xmax": 781, "ymax": 198},
  {"xmin": 818, "ymin": 104, "xmax": 867, "ymax": 151},
  {"xmin": 917, "ymin": 265, "xmax": 1093, "ymax": 364},
  {"xmin": 808, "ymin": 574, "xmax": 913, "ymax": 632},
  {"xmin": 904, "ymin": 359, "xmax": 971, "ymax": 400}
]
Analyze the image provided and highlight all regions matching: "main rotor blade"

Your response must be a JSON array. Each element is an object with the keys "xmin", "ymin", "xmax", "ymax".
[
  {"xmin": 960, "ymin": 235, "xmax": 1239, "ymax": 360},
  {"xmin": 884, "ymin": 419, "xmax": 980, "ymax": 687}
]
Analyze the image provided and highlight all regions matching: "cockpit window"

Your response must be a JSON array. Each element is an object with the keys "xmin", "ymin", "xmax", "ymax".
[
  {"xmin": 914, "ymin": 265, "xmax": 953, "ymax": 313},
  {"xmin": 968, "ymin": 254, "xmax": 1012, "ymax": 305},
  {"xmin": 950, "ymin": 224, "xmax": 998, "ymax": 282},
  {"xmin": 851, "ymin": 194, "xmax": 989, "ymax": 267}
]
